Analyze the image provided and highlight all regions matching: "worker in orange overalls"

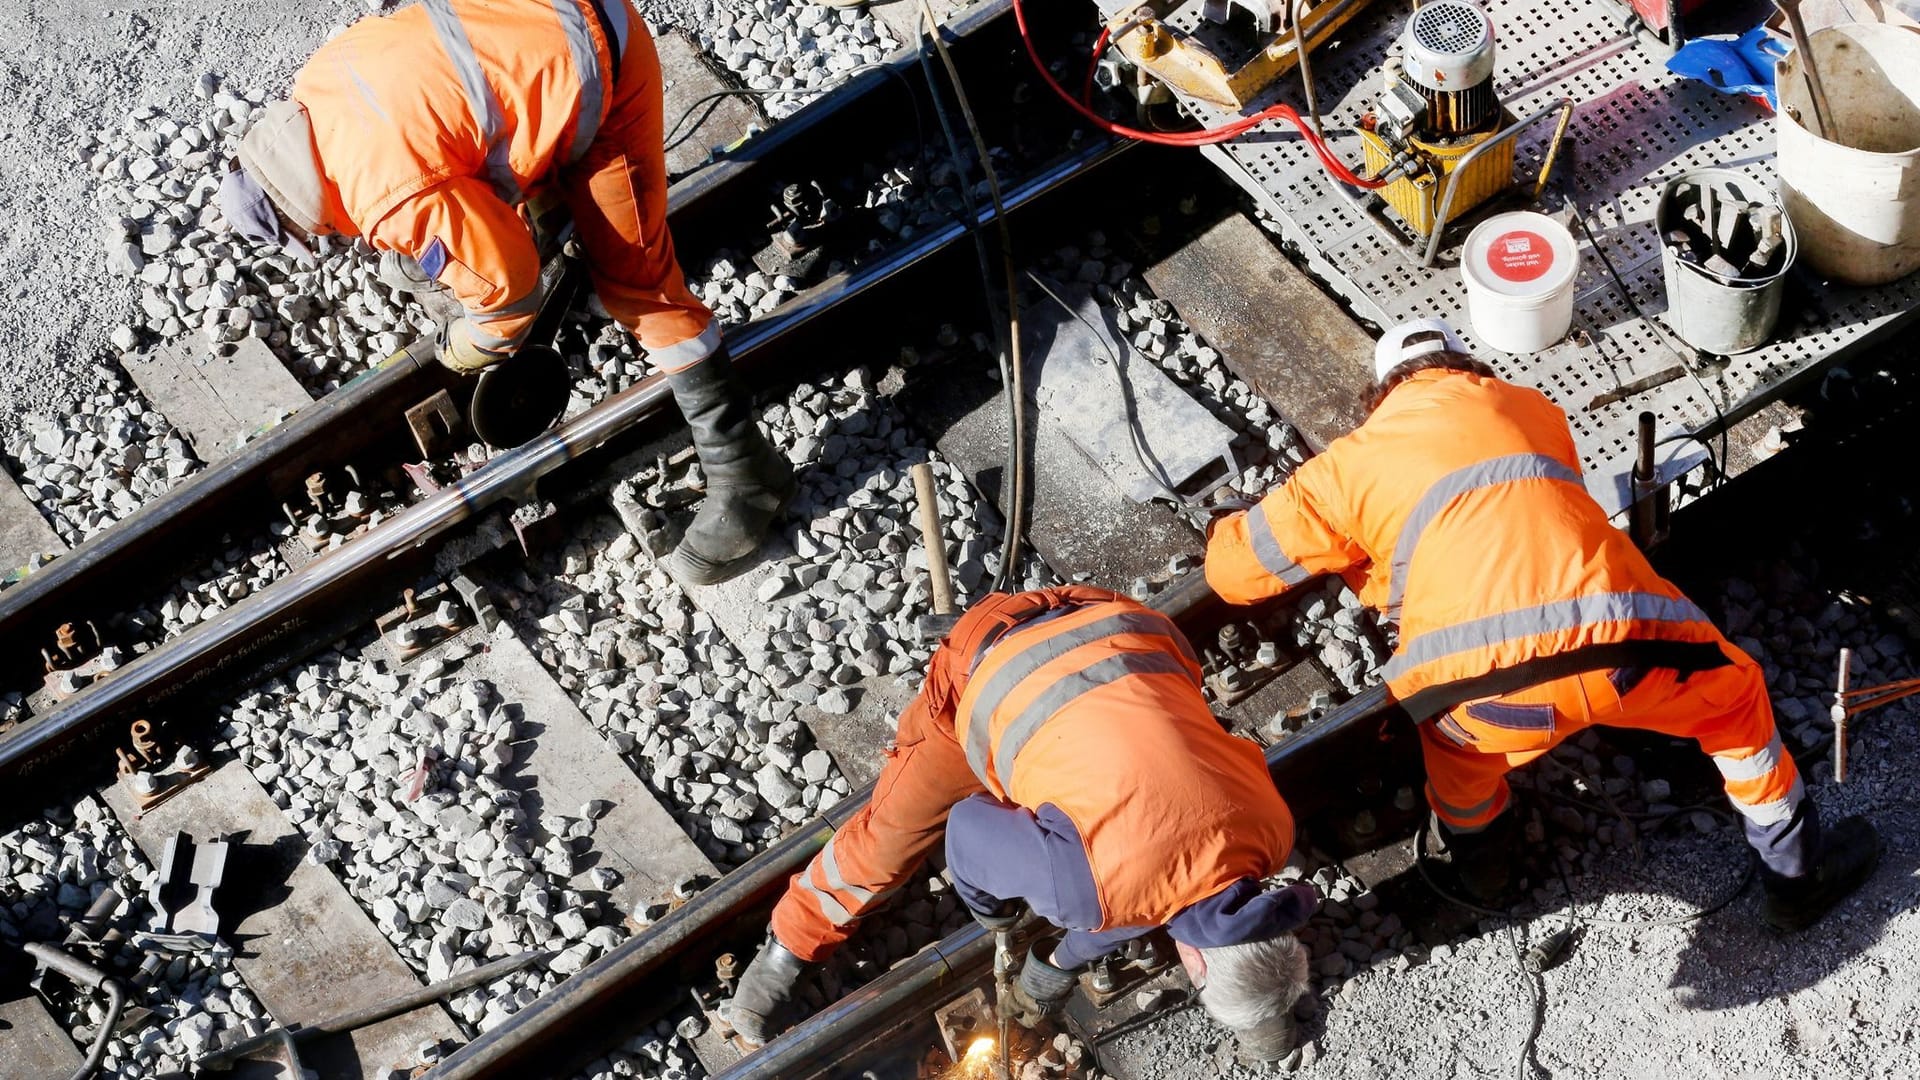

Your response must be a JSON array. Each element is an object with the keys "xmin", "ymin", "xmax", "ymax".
[
  {"xmin": 725, "ymin": 586, "xmax": 1318, "ymax": 1063},
  {"xmin": 1206, "ymin": 317, "xmax": 1878, "ymax": 931},
  {"xmin": 214, "ymin": 0, "xmax": 790, "ymax": 585}
]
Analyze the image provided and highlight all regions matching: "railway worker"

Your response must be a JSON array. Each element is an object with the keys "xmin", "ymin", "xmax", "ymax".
[
  {"xmin": 725, "ymin": 585, "xmax": 1318, "ymax": 1062},
  {"xmin": 1205, "ymin": 317, "xmax": 1879, "ymax": 931},
  {"xmin": 214, "ymin": 0, "xmax": 791, "ymax": 585}
]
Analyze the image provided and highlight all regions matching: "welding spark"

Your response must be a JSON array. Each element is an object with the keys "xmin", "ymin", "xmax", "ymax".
[{"xmin": 964, "ymin": 1035, "xmax": 996, "ymax": 1063}]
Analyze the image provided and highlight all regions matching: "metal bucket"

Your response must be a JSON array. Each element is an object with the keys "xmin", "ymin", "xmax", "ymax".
[
  {"xmin": 1654, "ymin": 169, "xmax": 1796, "ymax": 355},
  {"xmin": 1776, "ymin": 22, "xmax": 1920, "ymax": 285}
]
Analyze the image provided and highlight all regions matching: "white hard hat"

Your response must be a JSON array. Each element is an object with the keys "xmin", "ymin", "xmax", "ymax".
[{"xmin": 1373, "ymin": 317, "xmax": 1470, "ymax": 381}]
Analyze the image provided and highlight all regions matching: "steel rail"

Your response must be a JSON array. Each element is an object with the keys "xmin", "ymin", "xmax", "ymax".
[
  {"xmin": 0, "ymin": 136, "xmax": 1126, "ymax": 805},
  {"xmin": 715, "ymin": 687, "xmax": 1390, "ymax": 1080},
  {"xmin": 0, "ymin": 0, "xmax": 1017, "ymax": 687},
  {"xmin": 0, "ymin": 348, "xmax": 446, "ymax": 685},
  {"xmin": 421, "ymin": 575, "xmax": 1385, "ymax": 1080}
]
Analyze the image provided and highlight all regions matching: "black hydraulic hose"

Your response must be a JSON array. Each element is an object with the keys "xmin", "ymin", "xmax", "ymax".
[
  {"xmin": 22, "ymin": 941, "xmax": 124, "ymax": 1080},
  {"xmin": 914, "ymin": 6, "xmax": 1030, "ymax": 592}
]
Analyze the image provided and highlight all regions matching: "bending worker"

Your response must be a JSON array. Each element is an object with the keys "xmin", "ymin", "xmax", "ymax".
[
  {"xmin": 725, "ymin": 586, "xmax": 1319, "ymax": 1061},
  {"xmin": 1206, "ymin": 318, "xmax": 1878, "ymax": 931},
  {"xmin": 215, "ymin": 0, "xmax": 790, "ymax": 585}
]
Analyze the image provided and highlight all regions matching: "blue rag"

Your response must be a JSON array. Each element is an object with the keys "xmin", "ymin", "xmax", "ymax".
[{"xmin": 1666, "ymin": 28, "xmax": 1790, "ymax": 109}]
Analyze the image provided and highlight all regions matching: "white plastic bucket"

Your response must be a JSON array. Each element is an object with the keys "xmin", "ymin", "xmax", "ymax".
[
  {"xmin": 1776, "ymin": 23, "xmax": 1920, "ymax": 285},
  {"xmin": 1460, "ymin": 211, "xmax": 1578, "ymax": 354}
]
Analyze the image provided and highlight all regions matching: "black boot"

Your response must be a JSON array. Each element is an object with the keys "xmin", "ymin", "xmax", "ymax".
[
  {"xmin": 725, "ymin": 936, "xmax": 813, "ymax": 1045},
  {"xmin": 1763, "ymin": 815, "xmax": 1880, "ymax": 932},
  {"xmin": 1430, "ymin": 809, "xmax": 1520, "ymax": 906},
  {"xmin": 662, "ymin": 347, "xmax": 794, "ymax": 585}
]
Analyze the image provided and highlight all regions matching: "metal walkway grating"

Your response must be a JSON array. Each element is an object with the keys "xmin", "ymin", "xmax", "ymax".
[{"xmin": 1172, "ymin": 0, "xmax": 1920, "ymax": 489}]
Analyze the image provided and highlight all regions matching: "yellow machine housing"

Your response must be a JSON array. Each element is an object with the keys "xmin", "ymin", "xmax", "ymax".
[
  {"xmin": 1358, "ymin": 119, "xmax": 1514, "ymax": 237},
  {"xmin": 1107, "ymin": 0, "xmax": 1379, "ymax": 109}
]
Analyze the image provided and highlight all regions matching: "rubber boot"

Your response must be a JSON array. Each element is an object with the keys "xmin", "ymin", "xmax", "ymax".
[
  {"xmin": 1234, "ymin": 1011, "xmax": 1301, "ymax": 1065},
  {"xmin": 724, "ymin": 936, "xmax": 813, "ymax": 1045},
  {"xmin": 662, "ymin": 347, "xmax": 794, "ymax": 585},
  {"xmin": 1763, "ymin": 815, "xmax": 1881, "ymax": 932},
  {"xmin": 1431, "ymin": 809, "xmax": 1521, "ymax": 906}
]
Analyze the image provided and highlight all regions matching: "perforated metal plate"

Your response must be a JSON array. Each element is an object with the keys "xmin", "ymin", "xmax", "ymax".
[{"xmin": 1165, "ymin": 0, "xmax": 1920, "ymax": 489}]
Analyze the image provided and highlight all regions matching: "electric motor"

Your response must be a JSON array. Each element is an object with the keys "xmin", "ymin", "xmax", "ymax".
[{"xmin": 1402, "ymin": 0, "xmax": 1498, "ymax": 137}]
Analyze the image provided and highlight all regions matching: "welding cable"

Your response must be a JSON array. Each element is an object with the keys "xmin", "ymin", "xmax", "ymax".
[
  {"xmin": 1010, "ymin": 0, "xmax": 1387, "ymax": 188},
  {"xmin": 918, "ymin": 0, "xmax": 1031, "ymax": 590},
  {"xmin": 1411, "ymin": 794, "xmax": 1756, "ymax": 928}
]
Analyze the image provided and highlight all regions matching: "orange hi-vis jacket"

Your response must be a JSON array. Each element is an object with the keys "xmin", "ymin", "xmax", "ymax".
[
  {"xmin": 951, "ymin": 589, "xmax": 1295, "ymax": 930},
  {"xmin": 1206, "ymin": 370, "xmax": 1729, "ymax": 717},
  {"xmin": 291, "ymin": 0, "xmax": 717, "ymax": 366}
]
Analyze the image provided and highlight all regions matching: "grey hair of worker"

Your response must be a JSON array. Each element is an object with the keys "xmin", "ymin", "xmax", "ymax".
[{"xmin": 1196, "ymin": 933, "xmax": 1310, "ymax": 1034}]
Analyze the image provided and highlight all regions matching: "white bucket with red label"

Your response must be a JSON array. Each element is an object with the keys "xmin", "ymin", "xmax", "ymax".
[{"xmin": 1459, "ymin": 211, "xmax": 1579, "ymax": 354}]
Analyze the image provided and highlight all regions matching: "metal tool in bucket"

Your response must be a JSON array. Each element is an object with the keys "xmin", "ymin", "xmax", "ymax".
[{"xmin": 1655, "ymin": 169, "xmax": 1796, "ymax": 355}]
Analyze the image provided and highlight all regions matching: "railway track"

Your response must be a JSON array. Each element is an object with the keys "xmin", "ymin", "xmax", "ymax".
[{"xmin": 0, "ymin": 0, "xmax": 1131, "ymax": 808}]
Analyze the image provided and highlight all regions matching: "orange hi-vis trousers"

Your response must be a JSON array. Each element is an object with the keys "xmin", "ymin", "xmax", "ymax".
[
  {"xmin": 770, "ymin": 670, "xmax": 983, "ymax": 961},
  {"xmin": 1423, "ymin": 642, "xmax": 1804, "ymax": 861}
]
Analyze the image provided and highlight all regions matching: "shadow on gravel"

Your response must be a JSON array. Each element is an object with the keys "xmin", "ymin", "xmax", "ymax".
[{"xmin": 1666, "ymin": 801, "xmax": 1920, "ymax": 1011}]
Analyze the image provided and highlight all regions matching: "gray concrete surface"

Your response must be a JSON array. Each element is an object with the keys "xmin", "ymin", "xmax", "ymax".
[
  {"xmin": 455, "ymin": 626, "xmax": 720, "ymax": 914},
  {"xmin": 125, "ymin": 337, "xmax": 314, "ymax": 462},
  {"xmin": 0, "ymin": 459, "xmax": 65, "ymax": 579},
  {"xmin": 0, "ymin": 987, "xmax": 85, "ymax": 1075},
  {"xmin": 1145, "ymin": 212, "xmax": 1376, "ymax": 453},
  {"xmin": 657, "ymin": 29, "xmax": 764, "ymax": 179}
]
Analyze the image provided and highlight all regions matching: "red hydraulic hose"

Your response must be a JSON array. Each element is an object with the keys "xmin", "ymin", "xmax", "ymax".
[{"xmin": 1011, "ymin": 0, "xmax": 1389, "ymax": 189}]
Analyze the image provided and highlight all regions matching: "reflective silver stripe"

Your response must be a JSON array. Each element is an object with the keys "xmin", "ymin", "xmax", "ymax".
[
  {"xmin": 1730, "ymin": 774, "xmax": 1804, "ymax": 827},
  {"xmin": 817, "ymin": 836, "xmax": 880, "ymax": 907},
  {"xmin": 457, "ymin": 317, "xmax": 522, "ymax": 354},
  {"xmin": 1427, "ymin": 783, "xmax": 1502, "ymax": 824},
  {"xmin": 1714, "ymin": 733, "xmax": 1786, "ymax": 783},
  {"xmin": 345, "ymin": 64, "xmax": 392, "ymax": 123},
  {"xmin": 1246, "ymin": 508, "xmax": 1311, "ymax": 587},
  {"xmin": 1383, "ymin": 592, "xmax": 1708, "ymax": 682},
  {"xmin": 962, "ymin": 609, "xmax": 1196, "ymax": 786},
  {"xmin": 992, "ymin": 651, "xmax": 1195, "ymax": 788},
  {"xmin": 470, "ymin": 287, "xmax": 548, "ymax": 323},
  {"xmin": 422, "ymin": 0, "xmax": 520, "ymax": 203},
  {"xmin": 649, "ymin": 322, "xmax": 724, "ymax": 370},
  {"xmin": 1384, "ymin": 453, "xmax": 1581, "ymax": 618},
  {"xmin": 550, "ymin": 0, "xmax": 605, "ymax": 163},
  {"xmin": 796, "ymin": 876, "xmax": 856, "ymax": 926}
]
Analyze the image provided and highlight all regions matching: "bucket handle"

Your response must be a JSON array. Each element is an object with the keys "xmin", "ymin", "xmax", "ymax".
[{"xmin": 1421, "ymin": 99, "xmax": 1577, "ymax": 268}]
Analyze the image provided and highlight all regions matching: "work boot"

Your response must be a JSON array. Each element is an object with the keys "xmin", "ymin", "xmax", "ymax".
[
  {"xmin": 724, "ymin": 937, "xmax": 813, "ymax": 1045},
  {"xmin": 661, "ymin": 346, "xmax": 795, "ymax": 586},
  {"xmin": 1233, "ymin": 1011, "xmax": 1301, "ymax": 1066},
  {"xmin": 1429, "ymin": 809, "xmax": 1520, "ymax": 907},
  {"xmin": 1764, "ymin": 815, "xmax": 1881, "ymax": 933}
]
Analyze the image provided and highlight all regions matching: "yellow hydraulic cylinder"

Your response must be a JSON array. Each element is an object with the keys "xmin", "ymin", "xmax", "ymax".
[{"xmin": 1359, "ymin": 123, "xmax": 1514, "ymax": 237}]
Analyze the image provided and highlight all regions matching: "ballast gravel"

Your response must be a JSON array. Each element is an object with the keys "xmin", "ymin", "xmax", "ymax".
[{"xmin": 0, "ymin": 798, "xmax": 272, "ymax": 1078}]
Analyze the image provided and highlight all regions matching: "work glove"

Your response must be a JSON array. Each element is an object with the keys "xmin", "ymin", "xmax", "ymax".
[
  {"xmin": 438, "ymin": 318, "xmax": 511, "ymax": 375},
  {"xmin": 1008, "ymin": 938, "xmax": 1078, "ymax": 1026},
  {"xmin": 968, "ymin": 900, "xmax": 1025, "ymax": 934},
  {"xmin": 377, "ymin": 249, "xmax": 441, "ymax": 299}
]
